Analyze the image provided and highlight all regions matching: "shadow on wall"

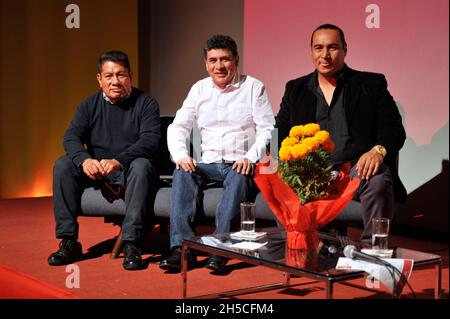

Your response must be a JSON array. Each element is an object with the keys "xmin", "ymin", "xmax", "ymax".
[
  {"xmin": 391, "ymin": 104, "xmax": 449, "ymax": 241},
  {"xmin": 397, "ymin": 103, "xmax": 449, "ymax": 194},
  {"xmin": 393, "ymin": 159, "xmax": 448, "ymax": 241}
]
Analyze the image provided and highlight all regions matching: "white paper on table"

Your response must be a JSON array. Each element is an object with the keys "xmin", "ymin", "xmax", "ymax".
[
  {"xmin": 361, "ymin": 248, "xmax": 394, "ymax": 258},
  {"xmin": 230, "ymin": 231, "xmax": 267, "ymax": 240},
  {"xmin": 336, "ymin": 257, "xmax": 414, "ymax": 296},
  {"xmin": 201, "ymin": 236, "xmax": 267, "ymax": 252},
  {"xmin": 230, "ymin": 241, "xmax": 268, "ymax": 251},
  {"xmin": 201, "ymin": 236, "xmax": 233, "ymax": 249}
]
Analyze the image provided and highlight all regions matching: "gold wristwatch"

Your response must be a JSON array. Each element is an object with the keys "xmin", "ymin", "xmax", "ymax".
[{"xmin": 372, "ymin": 145, "xmax": 387, "ymax": 157}]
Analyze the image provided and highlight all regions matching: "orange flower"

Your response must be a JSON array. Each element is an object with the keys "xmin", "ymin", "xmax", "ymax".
[
  {"xmin": 302, "ymin": 123, "xmax": 320, "ymax": 137},
  {"xmin": 282, "ymin": 123, "xmax": 335, "ymax": 161},
  {"xmin": 281, "ymin": 137, "xmax": 299, "ymax": 148},
  {"xmin": 302, "ymin": 137, "xmax": 320, "ymax": 153},
  {"xmin": 291, "ymin": 143, "xmax": 309, "ymax": 159},
  {"xmin": 279, "ymin": 146, "xmax": 293, "ymax": 161},
  {"xmin": 314, "ymin": 130, "xmax": 330, "ymax": 144},
  {"xmin": 289, "ymin": 125, "xmax": 304, "ymax": 139}
]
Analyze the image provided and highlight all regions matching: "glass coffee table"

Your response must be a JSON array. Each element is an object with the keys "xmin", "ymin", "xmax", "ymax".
[{"xmin": 181, "ymin": 227, "xmax": 442, "ymax": 299}]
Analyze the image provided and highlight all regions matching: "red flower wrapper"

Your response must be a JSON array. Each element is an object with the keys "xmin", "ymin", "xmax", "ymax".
[
  {"xmin": 285, "ymin": 233, "xmax": 319, "ymax": 269},
  {"xmin": 254, "ymin": 160, "xmax": 360, "ymax": 249},
  {"xmin": 286, "ymin": 247, "xmax": 318, "ymax": 269}
]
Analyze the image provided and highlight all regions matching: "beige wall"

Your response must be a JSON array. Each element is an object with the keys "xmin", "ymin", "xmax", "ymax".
[
  {"xmin": 0, "ymin": 0, "xmax": 138, "ymax": 198},
  {"xmin": 0, "ymin": 0, "xmax": 243, "ymax": 199},
  {"xmin": 147, "ymin": 0, "xmax": 244, "ymax": 115}
]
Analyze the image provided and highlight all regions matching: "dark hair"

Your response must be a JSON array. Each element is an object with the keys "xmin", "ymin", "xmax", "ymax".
[
  {"xmin": 203, "ymin": 35, "xmax": 238, "ymax": 58},
  {"xmin": 310, "ymin": 24, "xmax": 347, "ymax": 52},
  {"xmin": 97, "ymin": 50, "xmax": 131, "ymax": 73}
]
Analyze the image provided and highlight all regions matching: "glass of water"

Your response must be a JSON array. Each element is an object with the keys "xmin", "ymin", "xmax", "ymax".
[
  {"xmin": 240, "ymin": 202, "xmax": 256, "ymax": 234},
  {"xmin": 372, "ymin": 217, "xmax": 390, "ymax": 251}
]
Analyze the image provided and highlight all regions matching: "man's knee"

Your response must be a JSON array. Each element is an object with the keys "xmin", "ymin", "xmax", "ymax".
[
  {"xmin": 172, "ymin": 167, "xmax": 192, "ymax": 182},
  {"xmin": 53, "ymin": 156, "xmax": 76, "ymax": 177},
  {"xmin": 129, "ymin": 158, "xmax": 155, "ymax": 176},
  {"xmin": 224, "ymin": 170, "xmax": 252, "ymax": 190},
  {"xmin": 368, "ymin": 171, "xmax": 393, "ymax": 196}
]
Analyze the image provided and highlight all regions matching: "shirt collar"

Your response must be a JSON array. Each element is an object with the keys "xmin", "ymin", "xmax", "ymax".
[
  {"xmin": 311, "ymin": 64, "xmax": 348, "ymax": 90},
  {"xmin": 102, "ymin": 88, "xmax": 132, "ymax": 104}
]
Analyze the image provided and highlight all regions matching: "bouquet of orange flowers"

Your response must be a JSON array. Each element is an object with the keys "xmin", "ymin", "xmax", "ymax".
[
  {"xmin": 254, "ymin": 123, "xmax": 360, "ymax": 249},
  {"xmin": 278, "ymin": 123, "xmax": 335, "ymax": 204}
]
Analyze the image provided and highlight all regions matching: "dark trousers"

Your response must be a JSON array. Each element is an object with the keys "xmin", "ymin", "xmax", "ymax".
[
  {"xmin": 52, "ymin": 156, "xmax": 157, "ymax": 242},
  {"xmin": 350, "ymin": 164, "xmax": 395, "ymax": 241}
]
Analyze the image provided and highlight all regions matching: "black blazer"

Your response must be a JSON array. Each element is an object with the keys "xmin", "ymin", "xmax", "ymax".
[{"xmin": 276, "ymin": 66, "xmax": 407, "ymax": 203}]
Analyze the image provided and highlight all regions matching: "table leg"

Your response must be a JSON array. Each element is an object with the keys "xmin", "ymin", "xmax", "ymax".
[
  {"xmin": 326, "ymin": 280, "xmax": 334, "ymax": 299},
  {"xmin": 283, "ymin": 272, "xmax": 291, "ymax": 286},
  {"xmin": 434, "ymin": 261, "xmax": 442, "ymax": 299}
]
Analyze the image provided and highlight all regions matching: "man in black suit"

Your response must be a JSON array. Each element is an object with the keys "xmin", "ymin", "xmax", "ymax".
[{"xmin": 276, "ymin": 24, "xmax": 406, "ymax": 241}]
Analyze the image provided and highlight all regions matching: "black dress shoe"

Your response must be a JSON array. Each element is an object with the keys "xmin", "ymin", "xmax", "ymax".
[
  {"xmin": 205, "ymin": 255, "xmax": 228, "ymax": 272},
  {"xmin": 48, "ymin": 239, "xmax": 82, "ymax": 266},
  {"xmin": 123, "ymin": 242, "xmax": 146, "ymax": 271},
  {"xmin": 159, "ymin": 247, "xmax": 197, "ymax": 272}
]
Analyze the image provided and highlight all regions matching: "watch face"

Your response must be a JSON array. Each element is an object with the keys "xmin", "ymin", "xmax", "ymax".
[{"xmin": 373, "ymin": 145, "xmax": 386, "ymax": 156}]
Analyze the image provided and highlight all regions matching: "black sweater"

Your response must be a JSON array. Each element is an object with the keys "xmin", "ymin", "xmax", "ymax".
[{"xmin": 63, "ymin": 87, "xmax": 161, "ymax": 168}]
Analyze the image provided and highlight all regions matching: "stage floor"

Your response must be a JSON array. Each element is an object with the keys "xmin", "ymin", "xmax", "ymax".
[{"xmin": 0, "ymin": 197, "xmax": 448, "ymax": 299}]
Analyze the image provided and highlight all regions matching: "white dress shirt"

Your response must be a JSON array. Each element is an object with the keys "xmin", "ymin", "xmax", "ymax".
[{"xmin": 167, "ymin": 73, "xmax": 275, "ymax": 164}]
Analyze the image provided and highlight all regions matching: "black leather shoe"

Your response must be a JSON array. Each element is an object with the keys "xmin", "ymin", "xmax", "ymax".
[
  {"xmin": 123, "ymin": 242, "xmax": 146, "ymax": 271},
  {"xmin": 159, "ymin": 247, "xmax": 197, "ymax": 272},
  {"xmin": 205, "ymin": 255, "xmax": 228, "ymax": 272},
  {"xmin": 48, "ymin": 239, "xmax": 82, "ymax": 266}
]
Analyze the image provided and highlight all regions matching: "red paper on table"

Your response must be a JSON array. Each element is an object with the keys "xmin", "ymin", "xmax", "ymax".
[{"xmin": 254, "ymin": 159, "xmax": 360, "ymax": 249}]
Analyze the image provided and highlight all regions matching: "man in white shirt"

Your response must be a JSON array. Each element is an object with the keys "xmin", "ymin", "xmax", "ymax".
[{"xmin": 160, "ymin": 35, "xmax": 275, "ymax": 272}]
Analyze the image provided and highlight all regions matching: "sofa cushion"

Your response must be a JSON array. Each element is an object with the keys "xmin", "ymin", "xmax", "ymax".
[
  {"xmin": 154, "ymin": 187, "xmax": 277, "ymax": 222},
  {"xmin": 80, "ymin": 187, "xmax": 126, "ymax": 216},
  {"xmin": 154, "ymin": 187, "xmax": 172, "ymax": 218},
  {"xmin": 333, "ymin": 200, "xmax": 364, "ymax": 225}
]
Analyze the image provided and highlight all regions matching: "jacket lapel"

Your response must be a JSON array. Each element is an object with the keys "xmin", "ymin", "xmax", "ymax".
[
  {"xmin": 298, "ymin": 92, "xmax": 317, "ymax": 124},
  {"xmin": 296, "ymin": 75, "xmax": 318, "ymax": 124},
  {"xmin": 343, "ymin": 68, "xmax": 362, "ymax": 126}
]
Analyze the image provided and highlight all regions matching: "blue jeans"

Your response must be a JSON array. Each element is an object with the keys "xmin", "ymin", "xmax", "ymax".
[{"xmin": 170, "ymin": 163, "xmax": 254, "ymax": 248}]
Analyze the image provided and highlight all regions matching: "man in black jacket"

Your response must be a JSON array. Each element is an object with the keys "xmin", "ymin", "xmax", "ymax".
[
  {"xmin": 48, "ymin": 51, "xmax": 161, "ymax": 270},
  {"xmin": 276, "ymin": 24, "xmax": 406, "ymax": 241}
]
